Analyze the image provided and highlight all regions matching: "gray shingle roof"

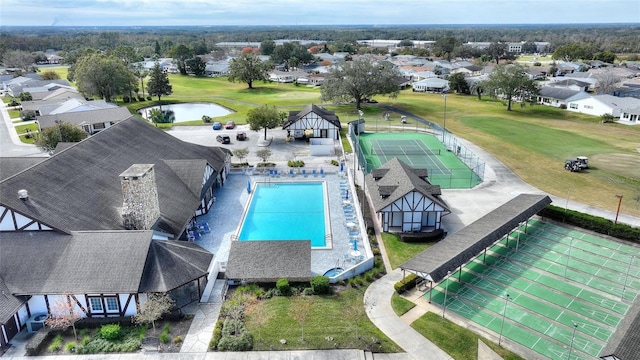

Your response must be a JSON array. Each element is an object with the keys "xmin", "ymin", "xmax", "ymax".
[
  {"xmin": 138, "ymin": 240, "xmax": 213, "ymax": 293},
  {"xmin": 0, "ymin": 231, "xmax": 152, "ymax": 296},
  {"xmin": 538, "ymin": 86, "xmax": 583, "ymax": 100},
  {"xmin": 0, "ymin": 117, "xmax": 231, "ymax": 236},
  {"xmin": 366, "ymin": 158, "xmax": 447, "ymax": 213},
  {"xmin": 36, "ymin": 107, "xmax": 133, "ymax": 129},
  {"xmin": 226, "ymin": 241, "xmax": 311, "ymax": 282},
  {"xmin": 283, "ymin": 104, "xmax": 341, "ymax": 129},
  {"xmin": 400, "ymin": 194, "xmax": 551, "ymax": 282},
  {"xmin": 0, "ymin": 278, "xmax": 25, "ymax": 324},
  {"xmin": 0, "ymin": 157, "xmax": 46, "ymax": 181}
]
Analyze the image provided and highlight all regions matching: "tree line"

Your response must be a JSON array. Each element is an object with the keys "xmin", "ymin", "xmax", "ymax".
[{"xmin": 1, "ymin": 24, "xmax": 639, "ymax": 61}]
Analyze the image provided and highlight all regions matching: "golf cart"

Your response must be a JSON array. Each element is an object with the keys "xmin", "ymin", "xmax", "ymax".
[{"xmin": 564, "ymin": 156, "xmax": 588, "ymax": 172}]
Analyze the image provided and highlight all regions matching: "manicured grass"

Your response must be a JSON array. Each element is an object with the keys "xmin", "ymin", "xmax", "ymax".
[
  {"xmin": 391, "ymin": 293, "xmax": 416, "ymax": 316},
  {"xmin": 381, "ymin": 91, "xmax": 640, "ymax": 217},
  {"xmin": 380, "ymin": 232, "xmax": 435, "ymax": 269},
  {"xmin": 41, "ymin": 66, "xmax": 70, "ymax": 82},
  {"xmin": 2, "ymin": 96, "xmax": 12, "ymax": 104},
  {"xmin": 14, "ymin": 123, "xmax": 39, "ymax": 144},
  {"xmin": 243, "ymin": 287, "xmax": 401, "ymax": 352},
  {"xmin": 412, "ymin": 312, "xmax": 525, "ymax": 360},
  {"xmin": 8, "ymin": 109, "xmax": 20, "ymax": 118}
]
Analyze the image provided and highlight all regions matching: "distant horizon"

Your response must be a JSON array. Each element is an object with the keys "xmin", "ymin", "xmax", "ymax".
[{"xmin": 2, "ymin": 0, "xmax": 639, "ymax": 27}]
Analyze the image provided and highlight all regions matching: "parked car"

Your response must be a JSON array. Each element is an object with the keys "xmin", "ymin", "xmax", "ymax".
[
  {"xmin": 225, "ymin": 121, "xmax": 236, "ymax": 129},
  {"xmin": 212, "ymin": 122, "xmax": 222, "ymax": 130},
  {"xmin": 216, "ymin": 135, "xmax": 230, "ymax": 144},
  {"xmin": 236, "ymin": 131, "xmax": 246, "ymax": 141}
]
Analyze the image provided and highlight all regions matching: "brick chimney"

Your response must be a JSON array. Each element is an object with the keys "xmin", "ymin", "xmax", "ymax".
[{"xmin": 120, "ymin": 164, "xmax": 161, "ymax": 230}]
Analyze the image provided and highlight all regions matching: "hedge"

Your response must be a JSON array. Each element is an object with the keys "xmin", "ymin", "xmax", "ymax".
[
  {"xmin": 538, "ymin": 205, "xmax": 639, "ymax": 243},
  {"xmin": 400, "ymin": 229, "xmax": 445, "ymax": 243},
  {"xmin": 25, "ymin": 327, "xmax": 54, "ymax": 356},
  {"xmin": 394, "ymin": 273, "xmax": 418, "ymax": 294}
]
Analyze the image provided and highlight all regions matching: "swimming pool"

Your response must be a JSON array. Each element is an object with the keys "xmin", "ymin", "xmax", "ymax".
[{"xmin": 237, "ymin": 182, "xmax": 331, "ymax": 248}]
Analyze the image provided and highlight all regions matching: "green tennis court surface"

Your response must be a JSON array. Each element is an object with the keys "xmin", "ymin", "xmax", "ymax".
[
  {"xmin": 426, "ymin": 219, "xmax": 639, "ymax": 360},
  {"xmin": 357, "ymin": 132, "xmax": 482, "ymax": 189}
]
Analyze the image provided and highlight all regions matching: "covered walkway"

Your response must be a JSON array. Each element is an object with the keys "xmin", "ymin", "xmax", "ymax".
[{"xmin": 399, "ymin": 193, "xmax": 552, "ymax": 287}]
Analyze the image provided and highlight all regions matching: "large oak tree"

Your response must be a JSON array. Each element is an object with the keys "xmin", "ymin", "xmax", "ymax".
[
  {"xmin": 321, "ymin": 56, "xmax": 402, "ymax": 109},
  {"xmin": 74, "ymin": 53, "xmax": 134, "ymax": 102},
  {"xmin": 227, "ymin": 53, "xmax": 271, "ymax": 89},
  {"xmin": 483, "ymin": 64, "xmax": 539, "ymax": 111}
]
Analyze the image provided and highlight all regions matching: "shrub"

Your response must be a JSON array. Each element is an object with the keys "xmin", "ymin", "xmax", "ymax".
[
  {"xmin": 137, "ymin": 96, "xmax": 145, "ymax": 102},
  {"xmin": 79, "ymin": 328, "xmax": 90, "ymax": 337},
  {"xmin": 65, "ymin": 341, "xmax": 77, "ymax": 352},
  {"xmin": 276, "ymin": 278, "xmax": 291, "ymax": 296},
  {"xmin": 202, "ymin": 115, "xmax": 212, "ymax": 123},
  {"xmin": 302, "ymin": 287, "xmax": 315, "ymax": 296},
  {"xmin": 538, "ymin": 205, "xmax": 640, "ymax": 243},
  {"xmin": 173, "ymin": 335, "xmax": 183, "ymax": 344},
  {"xmin": 364, "ymin": 272, "xmax": 373, "ymax": 283},
  {"xmin": 8, "ymin": 98, "xmax": 20, "ymax": 107},
  {"xmin": 217, "ymin": 331, "xmax": 253, "ymax": 351},
  {"xmin": 122, "ymin": 96, "xmax": 130, "ymax": 103},
  {"xmin": 394, "ymin": 273, "xmax": 418, "ymax": 294},
  {"xmin": 159, "ymin": 331, "xmax": 170, "ymax": 344},
  {"xmin": 400, "ymin": 229, "xmax": 444, "ymax": 243},
  {"xmin": 263, "ymin": 287, "xmax": 278, "ymax": 299},
  {"xmin": 146, "ymin": 96, "xmax": 152, "ymax": 101},
  {"xmin": 20, "ymin": 109, "xmax": 36, "ymax": 121},
  {"xmin": 25, "ymin": 327, "xmax": 53, "ymax": 356},
  {"xmin": 81, "ymin": 336, "xmax": 91, "ymax": 346},
  {"xmin": 48, "ymin": 334, "xmax": 63, "ymax": 352},
  {"xmin": 287, "ymin": 160, "xmax": 305, "ymax": 167},
  {"xmin": 209, "ymin": 319, "xmax": 224, "ymax": 350},
  {"xmin": 310, "ymin": 275, "xmax": 330, "ymax": 294},
  {"xmin": 331, "ymin": 159, "xmax": 340, "ymax": 166},
  {"xmin": 100, "ymin": 324, "xmax": 121, "ymax": 340}
]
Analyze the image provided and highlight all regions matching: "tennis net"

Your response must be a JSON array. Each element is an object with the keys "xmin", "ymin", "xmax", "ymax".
[{"xmin": 371, "ymin": 148, "xmax": 440, "ymax": 156}]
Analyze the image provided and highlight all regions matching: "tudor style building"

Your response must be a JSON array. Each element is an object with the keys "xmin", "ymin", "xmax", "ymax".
[
  {"xmin": 365, "ymin": 158, "xmax": 450, "ymax": 233},
  {"xmin": 282, "ymin": 104, "xmax": 342, "ymax": 140},
  {"xmin": 0, "ymin": 117, "xmax": 231, "ymax": 349}
]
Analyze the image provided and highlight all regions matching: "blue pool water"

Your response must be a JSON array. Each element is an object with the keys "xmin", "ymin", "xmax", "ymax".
[
  {"xmin": 238, "ymin": 182, "xmax": 327, "ymax": 247},
  {"xmin": 323, "ymin": 268, "xmax": 344, "ymax": 277}
]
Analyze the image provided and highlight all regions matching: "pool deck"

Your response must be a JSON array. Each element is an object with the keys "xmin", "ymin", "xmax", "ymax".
[{"xmin": 193, "ymin": 169, "xmax": 370, "ymax": 277}]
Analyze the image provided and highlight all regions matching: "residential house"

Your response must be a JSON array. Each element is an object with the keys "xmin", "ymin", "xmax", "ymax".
[
  {"xmin": 20, "ymin": 88, "xmax": 84, "ymax": 113},
  {"xmin": 204, "ymin": 62, "xmax": 230, "ymax": 77},
  {"xmin": 412, "ymin": 78, "xmax": 449, "ymax": 93},
  {"xmin": 36, "ymin": 106, "xmax": 134, "ymax": 135},
  {"xmin": 0, "ymin": 117, "xmax": 232, "ymax": 348},
  {"xmin": 268, "ymin": 70, "xmax": 308, "ymax": 83},
  {"xmin": 451, "ymin": 65, "xmax": 483, "ymax": 77},
  {"xmin": 547, "ymin": 78, "xmax": 591, "ymax": 92},
  {"xmin": 365, "ymin": 158, "xmax": 450, "ymax": 233},
  {"xmin": 567, "ymin": 94, "xmax": 640, "ymax": 119},
  {"xmin": 537, "ymin": 87, "xmax": 591, "ymax": 108},
  {"xmin": 283, "ymin": 104, "xmax": 341, "ymax": 140}
]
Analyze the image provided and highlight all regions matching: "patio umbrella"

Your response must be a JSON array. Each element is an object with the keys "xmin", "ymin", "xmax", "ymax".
[
  {"xmin": 247, "ymin": 180, "xmax": 251, "ymax": 194},
  {"xmin": 340, "ymin": 162, "xmax": 344, "ymax": 172}
]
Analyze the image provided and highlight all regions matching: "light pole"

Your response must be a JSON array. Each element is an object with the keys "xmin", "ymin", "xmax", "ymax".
[
  {"xmin": 499, "ymin": 293, "xmax": 510, "ymax": 346},
  {"xmin": 441, "ymin": 92, "xmax": 447, "ymax": 137},
  {"xmin": 442, "ymin": 270, "xmax": 451, "ymax": 318},
  {"xmin": 622, "ymin": 255, "xmax": 635, "ymax": 300},
  {"xmin": 565, "ymin": 188, "xmax": 571, "ymax": 212},
  {"xmin": 614, "ymin": 195, "xmax": 623, "ymax": 224},
  {"xmin": 567, "ymin": 322, "xmax": 578, "ymax": 360}
]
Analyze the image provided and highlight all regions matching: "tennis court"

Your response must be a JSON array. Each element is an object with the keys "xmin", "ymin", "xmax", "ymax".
[
  {"xmin": 427, "ymin": 219, "xmax": 639, "ymax": 360},
  {"xmin": 357, "ymin": 132, "xmax": 482, "ymax": 189}
]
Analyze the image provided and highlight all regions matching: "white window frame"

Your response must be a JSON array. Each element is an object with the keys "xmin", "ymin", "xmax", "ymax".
[
  {"xmin": 105, "ymin": 297, "xmax": 119, "ymax": 312},
  {"xmin": 89, "ymin": 297, "xmax": 103, "ymax": 312}
]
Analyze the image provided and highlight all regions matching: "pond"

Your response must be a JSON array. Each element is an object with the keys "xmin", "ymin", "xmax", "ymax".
[{"xmin": 138, "ymin": 103, "xmax": 234, "ymax": 123}]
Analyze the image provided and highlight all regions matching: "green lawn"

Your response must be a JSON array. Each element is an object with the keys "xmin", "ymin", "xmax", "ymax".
[
  {"xmin": 8, "ymin": 109, "xmax": 20, "ymax": 118},
  {"xmin": 380, "ymin": 233, "xmax": 435, "ymax": 269},
  {"xmin": 243, "ymin": 287, "xmax": 401, "ymax": 352},
  {"xmin": 391, "ymin": 293, "xmax": 415, "ymax": 316},
  {"xmin": 412, "ymin": 312, "xmax": 525, "ymax": 360}
]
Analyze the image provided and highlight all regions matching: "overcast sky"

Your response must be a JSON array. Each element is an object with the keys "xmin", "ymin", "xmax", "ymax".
[{"xmin": 2, "ymin": 0, "xmax": 639, "ymax": 27}]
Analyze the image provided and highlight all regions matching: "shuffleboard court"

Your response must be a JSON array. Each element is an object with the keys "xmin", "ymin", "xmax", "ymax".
[{"xmin": 426, "ymin": 220, "xmax": 640, "ymax": 360}]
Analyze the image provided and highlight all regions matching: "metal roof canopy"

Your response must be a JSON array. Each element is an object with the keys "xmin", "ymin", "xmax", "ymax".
[{"xmin": 399, "ymin": 194, "xmax": 551, "ymax": 283}]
